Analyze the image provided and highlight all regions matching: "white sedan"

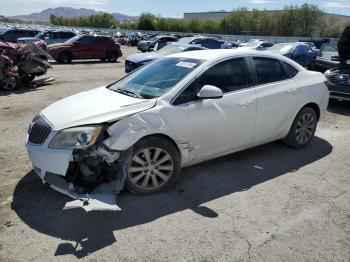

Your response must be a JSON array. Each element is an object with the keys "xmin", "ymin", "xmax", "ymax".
[{"xmin": 26, "ymin": 49, "xmax": 329, "ymax": 199}]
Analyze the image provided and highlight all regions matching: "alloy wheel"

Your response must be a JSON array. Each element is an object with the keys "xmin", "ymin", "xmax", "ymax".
[
  {"xmin": 295, "ymin": 112, "xmax": 315, "ymax": 144},
  {"xmin": 2, "ymin": 77, "xmax": 17, "ymax": 90},
  {"xmin": 128, "ymin": 147, "xmax": 174, "ymax": 190}
]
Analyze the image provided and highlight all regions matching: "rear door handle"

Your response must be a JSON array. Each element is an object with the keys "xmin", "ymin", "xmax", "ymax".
[
  {"xmin": 239, "ymin": 99, "xmax": 255, "ymax": 107},
  {"xmin": 287, "ymin": 88, "xmax": 297, "ymax": 94}
]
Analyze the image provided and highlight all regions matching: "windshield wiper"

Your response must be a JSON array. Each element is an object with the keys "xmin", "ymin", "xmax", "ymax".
[{"xmin": 113, "ymin": 88, "xmax": 143, "ymax": 99}]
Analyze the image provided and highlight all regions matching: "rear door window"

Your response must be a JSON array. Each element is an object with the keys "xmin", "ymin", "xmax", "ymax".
[
  {"xmin": 281, "ymin": 61, "xmax": 299, "ymax": 78},
  {"xmin": 253, "ymin": 57, "xmax": 288, "ymax": 85},
  {"xmin": 201, "ymin": 39, "xmax": 221, "ymax": 49}
]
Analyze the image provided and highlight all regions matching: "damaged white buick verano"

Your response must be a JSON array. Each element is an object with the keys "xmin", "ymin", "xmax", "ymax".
[{"xmin": 26, "ymin": 49, "xmax": 329, "ymax": 210}]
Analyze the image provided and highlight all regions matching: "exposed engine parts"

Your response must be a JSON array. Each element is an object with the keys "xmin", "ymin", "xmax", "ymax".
[{"xmin": 0, "ymin": 39, "xmax": 53, "ymax": 90}]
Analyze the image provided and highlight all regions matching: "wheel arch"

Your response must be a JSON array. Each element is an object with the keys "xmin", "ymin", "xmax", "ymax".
[
  {"xmin": 301, "ymin": 102, "xmax": 321, "ymax": 120},
  {"xmin": 283, "ymin": 101, "xmax": 321, "ymax": 139},
  {"xmin": 131, "ymin": 133, "xmax": 182, "ymax": 161}
]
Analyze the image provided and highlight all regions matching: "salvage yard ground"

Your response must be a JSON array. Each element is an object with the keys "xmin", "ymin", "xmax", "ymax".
[{"xmin": 0, "ymin": 46, "xmax": 349, "ymax": 261}]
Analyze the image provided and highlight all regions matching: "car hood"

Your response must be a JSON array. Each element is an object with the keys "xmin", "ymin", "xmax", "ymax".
[
  {"xmin": 127, "ymin": 52, "xmax": 163, "ymax": 63},
  {"xmin": 41, "ymin": 86, "xmax": 156, "ymax": 131}
]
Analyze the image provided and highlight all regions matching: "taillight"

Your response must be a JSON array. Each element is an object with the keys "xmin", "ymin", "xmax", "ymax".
[{"xmin": 324, "ymin": 80, "xmax": 329, "ymax": 89}]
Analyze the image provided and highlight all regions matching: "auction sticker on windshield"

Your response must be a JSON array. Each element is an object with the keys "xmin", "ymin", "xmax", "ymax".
[{"xmin": 176, "ymin": 61, "xmax": 197, "ymax": 68}]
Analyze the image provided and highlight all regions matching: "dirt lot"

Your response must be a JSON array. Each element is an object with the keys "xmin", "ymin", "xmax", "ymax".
[{"xmin": 0, "ymin": 46, "xmax": 349, "ymax": 261}]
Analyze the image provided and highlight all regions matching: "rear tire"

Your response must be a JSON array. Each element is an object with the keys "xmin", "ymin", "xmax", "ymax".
[
  {"xmin": 124, "ymin": 136, "xmax": 181, "ymax": 195},
  {"xmin": 20, "ymin": 74, "xmax": 35, "ymax": 84},
  {"xmin": 283, "ymin": 107, "xmax": 318, "ymax": 149},
  {"xmin": 106, "ymin": 51, "xmax": 117, "ymax": 63},
  {"xmin": 58, "ymin": 51, "xmax": 72, "ymax": 64}
]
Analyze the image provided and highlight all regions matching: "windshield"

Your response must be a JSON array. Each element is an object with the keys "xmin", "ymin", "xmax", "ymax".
[
  {"xmin": 65, "ymin": 35, "xmax": 80, "ymax": 44},
  {"xmin": 109, "ymin": 57, "xmax": 204, "ymax": 99},
  {"xmin": 178, "ymin": 37, "xmax": 195, "ymax": 43},
  {"xmin": 320, "ymin": 45, "xmax": 338, "ymax": 60},
  {"xmin": 157, "ymin": 44, "xmax": 184, "ymax": 55},
  {"xmin": 34, "ymin": 32, "xmax": 45, "ymax": 38},
  {"xmin": 269, "ymin": 43, "xmax": 295, "ymax": 53},
  {"xmin": 148, "ymin": 36, "xmax": 159, "ymax": 42}
]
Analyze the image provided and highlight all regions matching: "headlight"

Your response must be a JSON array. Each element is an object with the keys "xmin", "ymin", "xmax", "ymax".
[{"xmin": 49, "ymin": 126, "xmax": 103, "ymax": 149}]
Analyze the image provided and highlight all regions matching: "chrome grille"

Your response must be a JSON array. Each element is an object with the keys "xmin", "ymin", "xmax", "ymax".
[{"xmin": 28, "ymin": 117, "xmax": 52, "ymax": 145}]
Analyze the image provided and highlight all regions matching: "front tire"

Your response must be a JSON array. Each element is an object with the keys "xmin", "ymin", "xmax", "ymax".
[
  {"xmin": 125, "ymin": 136, "xmax": 181, "ymax": 195},
  {"xmin": 283, "ymin": 107, "xmax": 318, "ymax": 148},
  {"xmin": 58, "ymin": 51, "xmax": 72, "ymax": 64},
  {"xmin": 1, "ymin": 76, "xmax": 18, "ymax": 90}
]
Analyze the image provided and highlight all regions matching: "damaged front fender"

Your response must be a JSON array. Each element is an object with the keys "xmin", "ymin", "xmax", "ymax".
[{"xmin": 103, "ymin": 103, "xmax": 191, "ymax": 165}]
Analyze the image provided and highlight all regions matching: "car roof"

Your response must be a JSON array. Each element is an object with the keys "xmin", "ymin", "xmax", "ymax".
[
  {"xmin": 168, "ymin": 49, "xmax": 295, "ymax": 62},
  {"xmin": 168, "ymin": 42, "xmax": 206, "ymax": 49}
]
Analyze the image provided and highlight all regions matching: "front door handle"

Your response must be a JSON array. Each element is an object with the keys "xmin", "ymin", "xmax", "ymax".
[
  {"xmin": 239, "ymin": 99, "xmax": 255, "ymax": 107},
  {"xmin": 287, "ymin": 88, "xmax": 297, "ymax": 94}
]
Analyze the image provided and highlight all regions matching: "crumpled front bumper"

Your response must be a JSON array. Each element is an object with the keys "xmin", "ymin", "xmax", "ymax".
[
  {"xmin": 25, "ymin": 135, "xmax": 121, "ymax": 212},
  {"xmin": 25, "ymin": 133, "xmax": 72, "ymax": 179}
]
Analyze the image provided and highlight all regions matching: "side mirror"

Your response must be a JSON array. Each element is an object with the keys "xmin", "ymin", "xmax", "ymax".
[
  {"xmin": 331, "ymin": 56, "xmax": 340, "ymax": 61},
  {"xmin": 196, "ymin": 85, "xmax": 223, "ymax": 99},
  {"xmin": 44, "ymin": 36, "xmax": 49, "ymax": 40}
]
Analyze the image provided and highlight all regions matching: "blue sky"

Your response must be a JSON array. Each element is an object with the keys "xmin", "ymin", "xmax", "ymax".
[{"xmin": 0, "ymin": 0, "xmax": 349, "ymax": 17}]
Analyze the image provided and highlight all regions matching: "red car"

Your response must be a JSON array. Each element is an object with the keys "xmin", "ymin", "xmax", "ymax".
[{"xmin": 47, "ymin": 35, "xmax": 122, "ymax": 63}]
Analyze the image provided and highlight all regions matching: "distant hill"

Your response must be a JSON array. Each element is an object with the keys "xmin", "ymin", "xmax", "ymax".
[{"xmin": 9, "ymin": 7, "xmax": 138, "ymax": 22}]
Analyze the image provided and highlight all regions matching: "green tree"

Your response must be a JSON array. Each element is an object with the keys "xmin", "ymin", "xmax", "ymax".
[{"xmin": 137, "ymin": 12, "xmax": 158, "ymax": 30}]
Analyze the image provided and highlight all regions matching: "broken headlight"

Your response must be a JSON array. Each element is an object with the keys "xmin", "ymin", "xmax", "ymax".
[{"xmin": 49, "ymin": 126, "xmax": 102, "ymax": 149}]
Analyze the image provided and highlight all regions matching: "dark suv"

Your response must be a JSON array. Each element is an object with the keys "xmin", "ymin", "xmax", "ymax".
[
  {"xmin": 47, "ymin": 35, "xmax": 122, "ymax": 63},
  {"xmin": 0, "ymin": 29, "xmax": 40, "ymax": 42},
  {"xmin": 137, "ymin": 35, "xmax": 178, "ymax": 52}
]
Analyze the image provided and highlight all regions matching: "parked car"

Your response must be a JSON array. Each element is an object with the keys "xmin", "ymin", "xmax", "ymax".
[
  {"xmin": 0, "ymin": 29, "xmax": 40, "ymax": 42},
  {"xmin": 179, "ymin": 36, "xmax": 231, "ymax": 49},
  {"xmin": 239, "ymin": 39, "xmax": 266, "ymax": 47},
  {"xmin": 323, "ymin": 26, "xmax": 350, "ymax": 101},
  {"xmin": 25, "ymin": 49, "xmax": 328, "ymax": 209},
  {"xmin": 125, "ymin": 43, "xmax": 206, "ymax": 73},
  {"xmin": 190, "ymin": 37, "xmax": 231, "ymax": 49},
  {"xmin": 311, "ymin": 44, "xmax": 340, "ymax": 73},
  {"xmin": 268, "ymin": 42, "xmax": 319, "ymax": 68},
  {"xmin": 47, "ymin": 35, "xmax": 122, "ymax": 63},
  {"xmin": 137, "ymin": 35, "xmax": 178, "ymax": 52},
  {"xmin": 239, "ymin": 40, "xmax": 274, "ymax": 50},
  {"xmin": 17, "ymin": 31, "xmax": 76, "ymax": 45}
]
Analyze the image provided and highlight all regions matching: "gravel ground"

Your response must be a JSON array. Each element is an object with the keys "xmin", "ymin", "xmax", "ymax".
[{"xmin": 0, "ymin": 46, "xmax": 349, "ymax": 262}]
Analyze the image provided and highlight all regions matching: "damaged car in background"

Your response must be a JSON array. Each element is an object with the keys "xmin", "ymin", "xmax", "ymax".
[
  {"xmin": 323, "ymin": 25, "xmax": 350, "ymax": 101},
  {"xmin": 0, "ymin": 40, "xmax": 53, "ymax": 90},
  {"xmin": 26, "ymin": 49, "xmax": 329, "ymax": 211}
]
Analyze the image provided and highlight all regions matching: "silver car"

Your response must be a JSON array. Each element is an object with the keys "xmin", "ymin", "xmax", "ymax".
[{"xmin": 17, "ymin": 31, "xmax": 76, "ymax": 45}]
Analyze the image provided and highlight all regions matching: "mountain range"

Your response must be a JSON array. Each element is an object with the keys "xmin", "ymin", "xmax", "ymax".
[{"xmin": 8, "ymin": 7, "xmax": 138, "ymax": 22}]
